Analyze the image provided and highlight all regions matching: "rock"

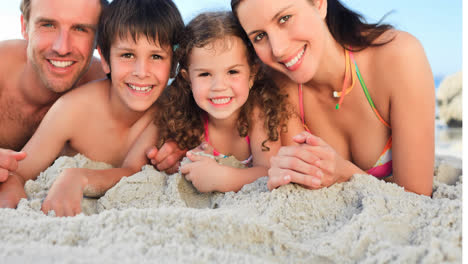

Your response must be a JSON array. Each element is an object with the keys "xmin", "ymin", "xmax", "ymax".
[{"xmin": 436, "ymin": 71, "xmax": 462, "ymax": 127}]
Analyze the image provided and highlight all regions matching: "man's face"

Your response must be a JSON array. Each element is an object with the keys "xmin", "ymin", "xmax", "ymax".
[{"xmin": 22, "ymin": 0, "xmax": 101, "ymax": 93}]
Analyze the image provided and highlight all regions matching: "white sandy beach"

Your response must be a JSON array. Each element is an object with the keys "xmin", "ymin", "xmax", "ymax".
[{"xmin": 0, "ymin": 153, "xmax": 462, "ymax": 263}]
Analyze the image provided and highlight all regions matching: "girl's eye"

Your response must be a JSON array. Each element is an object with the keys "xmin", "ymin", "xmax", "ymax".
[
  {"xmin": 279, "ymin": 15, "xmax": 291, "ymax": 24},
  {"xmin": 228, "ymin": 70, "xmax": 239, "ymax": 75},
  {"xmin": 199, "ymin": 72, "xmax": 210, "ymax": 77},
  {"xmin": 152, "ymin": 54, "xmax": 162, "ymax": 60},
  {"xmin": 253, "ymin": 32, "xmax": 266, "ymax": 42},
  {"xmin": 121, "ymin": 53, "xmax": 134, "ymax": 59}
]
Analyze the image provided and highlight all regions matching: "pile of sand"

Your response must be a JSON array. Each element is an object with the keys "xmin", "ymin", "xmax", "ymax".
[{"xmin": 0, "ymin": 154, "xmax": 462, "ymax": 263}]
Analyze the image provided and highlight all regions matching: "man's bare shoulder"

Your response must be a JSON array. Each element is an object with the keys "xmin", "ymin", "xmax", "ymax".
[{"xmin": 0, "ymin": 39, "xmax": 27, "ymax": 75}]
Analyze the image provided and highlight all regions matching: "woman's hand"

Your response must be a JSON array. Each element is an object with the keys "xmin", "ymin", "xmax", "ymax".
[
  {"xmin": 268, "ymin": 132, "xmax": 362, "ymax": 190},
  {"xmin": 41, "ymin": 168, "xmax": 88, "ymax": 217}
]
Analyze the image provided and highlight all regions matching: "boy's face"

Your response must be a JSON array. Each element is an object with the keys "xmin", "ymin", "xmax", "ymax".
[
  {"xmin": 22, "ymin": 0, "xmax": 101, "ymax": 93},
  {"xmin": 187, "ymin": 36, "xmax": 254, "ymax": 121},
  {"xmin": 101, "ymin": 35, "xmax": 172, "ymax": 112}
]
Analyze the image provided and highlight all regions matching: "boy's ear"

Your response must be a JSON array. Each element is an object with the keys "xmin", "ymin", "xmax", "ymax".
[
  {"xmin": 97, "ymin": 47, "xmax": 111, "ymax": 74},
  {"xmin": 21, "ymin": 15, "xmax": 28, "ymax": 40}
]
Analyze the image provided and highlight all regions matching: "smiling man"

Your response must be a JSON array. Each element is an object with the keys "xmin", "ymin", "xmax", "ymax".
[{"xmin": 0, "ymin": 0, "xmax": 107, "ymax": 206}]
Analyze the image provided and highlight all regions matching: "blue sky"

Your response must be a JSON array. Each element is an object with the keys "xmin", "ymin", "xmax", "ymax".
[{"xmin": 1, "ymin": 0, "xmax": 462, "ymax": 78}]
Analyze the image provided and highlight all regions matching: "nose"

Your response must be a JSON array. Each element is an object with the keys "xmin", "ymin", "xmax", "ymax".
[
  {"xmin": 132, "ymin": 59, "xmax": 150, "ymax": 78},
  {"xmin": 211, "ymin": 74, "xmax": 227, "ymax": 91},
  {"xmin": 269, "ymin": 31, "xmax": 288, "ymax": 59},
  {"xmin": 52, "ymin": 29, "xmax": 71, "ymax": 56}
]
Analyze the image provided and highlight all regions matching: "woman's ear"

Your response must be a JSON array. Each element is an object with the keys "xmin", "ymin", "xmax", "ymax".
[
  {"xmin": 315, "ymin": 0, "xmax": 328, "ymax": 19},
  {"xmin": 97, "ymin": 47, "xmax": 111, "ymax": 74}
]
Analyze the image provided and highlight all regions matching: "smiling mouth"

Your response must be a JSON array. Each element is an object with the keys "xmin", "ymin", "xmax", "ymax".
[
  {"xmin": 128, "ymin": 83, "xmax": 153, "ymax": 93},
  {"xmin": 210, "ymin": 97, "xmax": 232, "ymax": 105},
  {"xmin": 283, "ymin": 45, "xmax": 306, "ymax": 69},
  {"xmin": 49, "ymin": 60, "xmax": 74, "ymax": 68}
]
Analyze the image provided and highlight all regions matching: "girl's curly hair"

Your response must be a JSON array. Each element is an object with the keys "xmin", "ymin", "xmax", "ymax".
[{"xmin": 155, "ymin": 11, "xmax": 291, "ymax": 151}]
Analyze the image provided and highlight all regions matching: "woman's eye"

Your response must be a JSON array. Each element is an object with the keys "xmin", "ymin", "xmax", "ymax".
[
  {"xmin": 254, "ymin": 32, "xmax": 266, "ymax": 42},
  {"xmin": 279, "ymin": 15, "xmax": 291, "ymax": 24}
]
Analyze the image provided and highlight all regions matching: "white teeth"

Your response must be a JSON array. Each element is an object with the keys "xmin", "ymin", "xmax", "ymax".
[
  {"xmin": 211, "ymin": 98, "xmax": 231, "ymax": 104},
  {"xmin": 49, "ymin": 60, "xmax": 73, "ymax": 68},
  {"xmin": 284, "ymin": 48, "xmax": 305, "ymax": 68},
  {"xmin": 128, "ymin": 84, "xmax": 153, "ymax": 92}
]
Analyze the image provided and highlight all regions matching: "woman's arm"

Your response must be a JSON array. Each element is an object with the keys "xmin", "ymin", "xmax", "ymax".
[{"xmin": 384, "ymin": 32, "xmax": 435, "ymax": 196}]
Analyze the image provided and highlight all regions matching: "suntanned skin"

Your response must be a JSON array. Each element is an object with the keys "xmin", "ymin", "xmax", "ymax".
[{"xmin": 0, "ymin": 40, "xmax": 105, "ymax": 151}]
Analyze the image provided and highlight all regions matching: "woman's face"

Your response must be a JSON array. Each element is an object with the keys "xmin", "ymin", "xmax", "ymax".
[{"xmin": 236, "ymin": 0, "xmax": 328, "ymax": 84}]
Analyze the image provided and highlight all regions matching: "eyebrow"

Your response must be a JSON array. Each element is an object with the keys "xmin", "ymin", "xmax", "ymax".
[
  {"xmin": 191, "ymin": 64, "xmax": 246, "ymax": 72},
  {"xmin": 34, "ymin": 17, "xmax": 97, "ymax": 31},
  {"xmin": 247, "ymin": 4, "xmax": 293, "ymax": 37},
  {"xmin": 114, "ymin": 46, "xmax": 167, "ymax": 54}
]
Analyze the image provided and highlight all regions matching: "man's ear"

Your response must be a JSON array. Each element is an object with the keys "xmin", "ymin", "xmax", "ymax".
[
  {"xmin": 315, "ymin": 0, "xmax": 328, "ymax": 19},
  {"xmin": 97, "ymin": 47, "xmax": 110, "ymax": 74},
  {"xmin": 21, "ymin": 15, "xmax": 28, "ymax": 40}
]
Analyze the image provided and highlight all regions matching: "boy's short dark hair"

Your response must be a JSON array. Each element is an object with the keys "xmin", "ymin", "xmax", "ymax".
[{"xmin": 97, "ymin": 0, "xmax": 184, "ymax": 77}]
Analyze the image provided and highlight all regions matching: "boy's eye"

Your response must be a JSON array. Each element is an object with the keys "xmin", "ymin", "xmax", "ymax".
[
  {"xmin": 253, "ymin": 32, "xmax": 266, "ymax": 42},
  {"xmin": 279, "ymin": 15, "xmax": 291, "ymax": 24},
  {"xmin": 121, "ymin": 53, "xmax": 134, "ymax": 59},
  {"xmin": 152, "ymin": 54, "xmax": 162, "ymax": 60}
]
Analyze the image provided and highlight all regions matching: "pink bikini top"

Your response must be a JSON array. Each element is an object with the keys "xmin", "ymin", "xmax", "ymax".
[{"xmin": 203, "ymin": 115, "xmax": 253, "ymax": 166}]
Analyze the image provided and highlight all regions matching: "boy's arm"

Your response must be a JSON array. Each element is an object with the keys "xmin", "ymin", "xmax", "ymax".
[{"xmin": 41, "ymin": 123, "xmax": 158, "ymax": 216}]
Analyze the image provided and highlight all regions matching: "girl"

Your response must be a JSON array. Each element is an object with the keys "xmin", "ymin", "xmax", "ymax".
[
  {"xmin": 231, "ymin": 0, "xmax": 435, "ymax": 195},
  {"xmin": 156, "ymin": 11, "xmax": 291, "ymax": 193}
]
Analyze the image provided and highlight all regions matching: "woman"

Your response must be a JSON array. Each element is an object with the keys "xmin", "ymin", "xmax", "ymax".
[{"xmin": 231, "ymin": 0, "xmax": 435, "ymax": 196}]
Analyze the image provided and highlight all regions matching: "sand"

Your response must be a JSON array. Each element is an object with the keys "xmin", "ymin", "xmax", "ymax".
[{"xmin": 0, "ymin": 153, "xmax": 462, "ymax": 263}]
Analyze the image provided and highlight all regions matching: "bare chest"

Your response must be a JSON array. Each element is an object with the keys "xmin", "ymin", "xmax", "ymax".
[{"xmin": 0, "ymin": 98, "xmax": 50, "ymax": 150}]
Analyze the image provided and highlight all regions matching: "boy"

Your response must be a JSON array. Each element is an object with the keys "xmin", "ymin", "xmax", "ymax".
[{"xmin": 2, "ymin": 0, "xmax": 184, "ymax": 217}]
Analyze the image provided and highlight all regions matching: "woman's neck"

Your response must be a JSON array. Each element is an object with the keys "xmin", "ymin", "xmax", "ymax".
[{"xmin": 304, "ymin": 40, "xmax": 347, "ymax": 95}]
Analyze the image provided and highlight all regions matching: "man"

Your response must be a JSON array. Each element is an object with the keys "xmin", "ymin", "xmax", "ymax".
[{"xmin": 0, "ymin": 0, "xmax": 183, "ymax": 208}]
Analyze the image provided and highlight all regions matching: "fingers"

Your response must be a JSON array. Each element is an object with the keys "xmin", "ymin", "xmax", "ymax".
[
  {"xmin": 0, "ymin": 170, "xmax": 8, "ymax": 182},
  {"xmin": 270, "ymin": 152, "xmax": 322, "ymax": 176},
  {"xmin": 304, "ymin": 133, "xmax": 328, "ymax": 147},
  {"xmin": 145, "ymin": 146, "xmax": 158, "ymax": 160},
  {"xmin": 0, "ymin": 150, "xmax": 24, "ymax": 172},
  {"xmin": 268, "ymin": 167, "xmax": 322, "ymax": 190},
  {"xmin": 292, "ymin": 131, "xmax": 312, "ymax": 144},
  {"xmin": 41, "ymin": 200, "xmax": 82, "ymax": 217},
  {"xmin": 179, "ymin": 162, "xmax": 192, "ymax": 175}
]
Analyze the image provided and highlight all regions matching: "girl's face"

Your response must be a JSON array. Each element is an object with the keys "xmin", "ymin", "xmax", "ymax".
[
  {"xmin": 236, "ymin": 0, "xmax": 328, "ymax": 84},
  {"xmin": 101, "ymin": 34, "xmax": 172, "ymax": 112},
  {"xmin": 186, "ymin": 36, "xmax": 255, "ymax": 121}
]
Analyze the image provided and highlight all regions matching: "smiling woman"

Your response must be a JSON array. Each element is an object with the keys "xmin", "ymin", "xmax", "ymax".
[{"xmin": 231, "ymin": 0, "xmax": 436, "ymax": 196}]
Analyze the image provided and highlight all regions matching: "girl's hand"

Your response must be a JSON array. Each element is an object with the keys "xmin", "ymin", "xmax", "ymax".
[
  {"xmin": 41, "ymin": 168, "xmax": 87, "ymax": 217},
  {"xmin": 268, "ymin": 132, "xmax": 362, "ymax": 190},
  {"xmin": 179, "ymin": 151, "xmax": 222, "ymax": 193}
]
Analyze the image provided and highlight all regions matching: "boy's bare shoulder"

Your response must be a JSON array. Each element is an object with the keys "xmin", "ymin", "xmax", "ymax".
[
  {"xmin": 58, "ymin": 78, "xmax": 111, "ymax": 108},
  {"xmin": 76, "ymin": 56, "xmax": 107, "ymax": 87}
]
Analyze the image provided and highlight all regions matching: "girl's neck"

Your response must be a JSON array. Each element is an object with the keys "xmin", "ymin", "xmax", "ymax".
[{"xmin": 208, "ymin": 111, "xmax": 240, "ymax": 132}]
